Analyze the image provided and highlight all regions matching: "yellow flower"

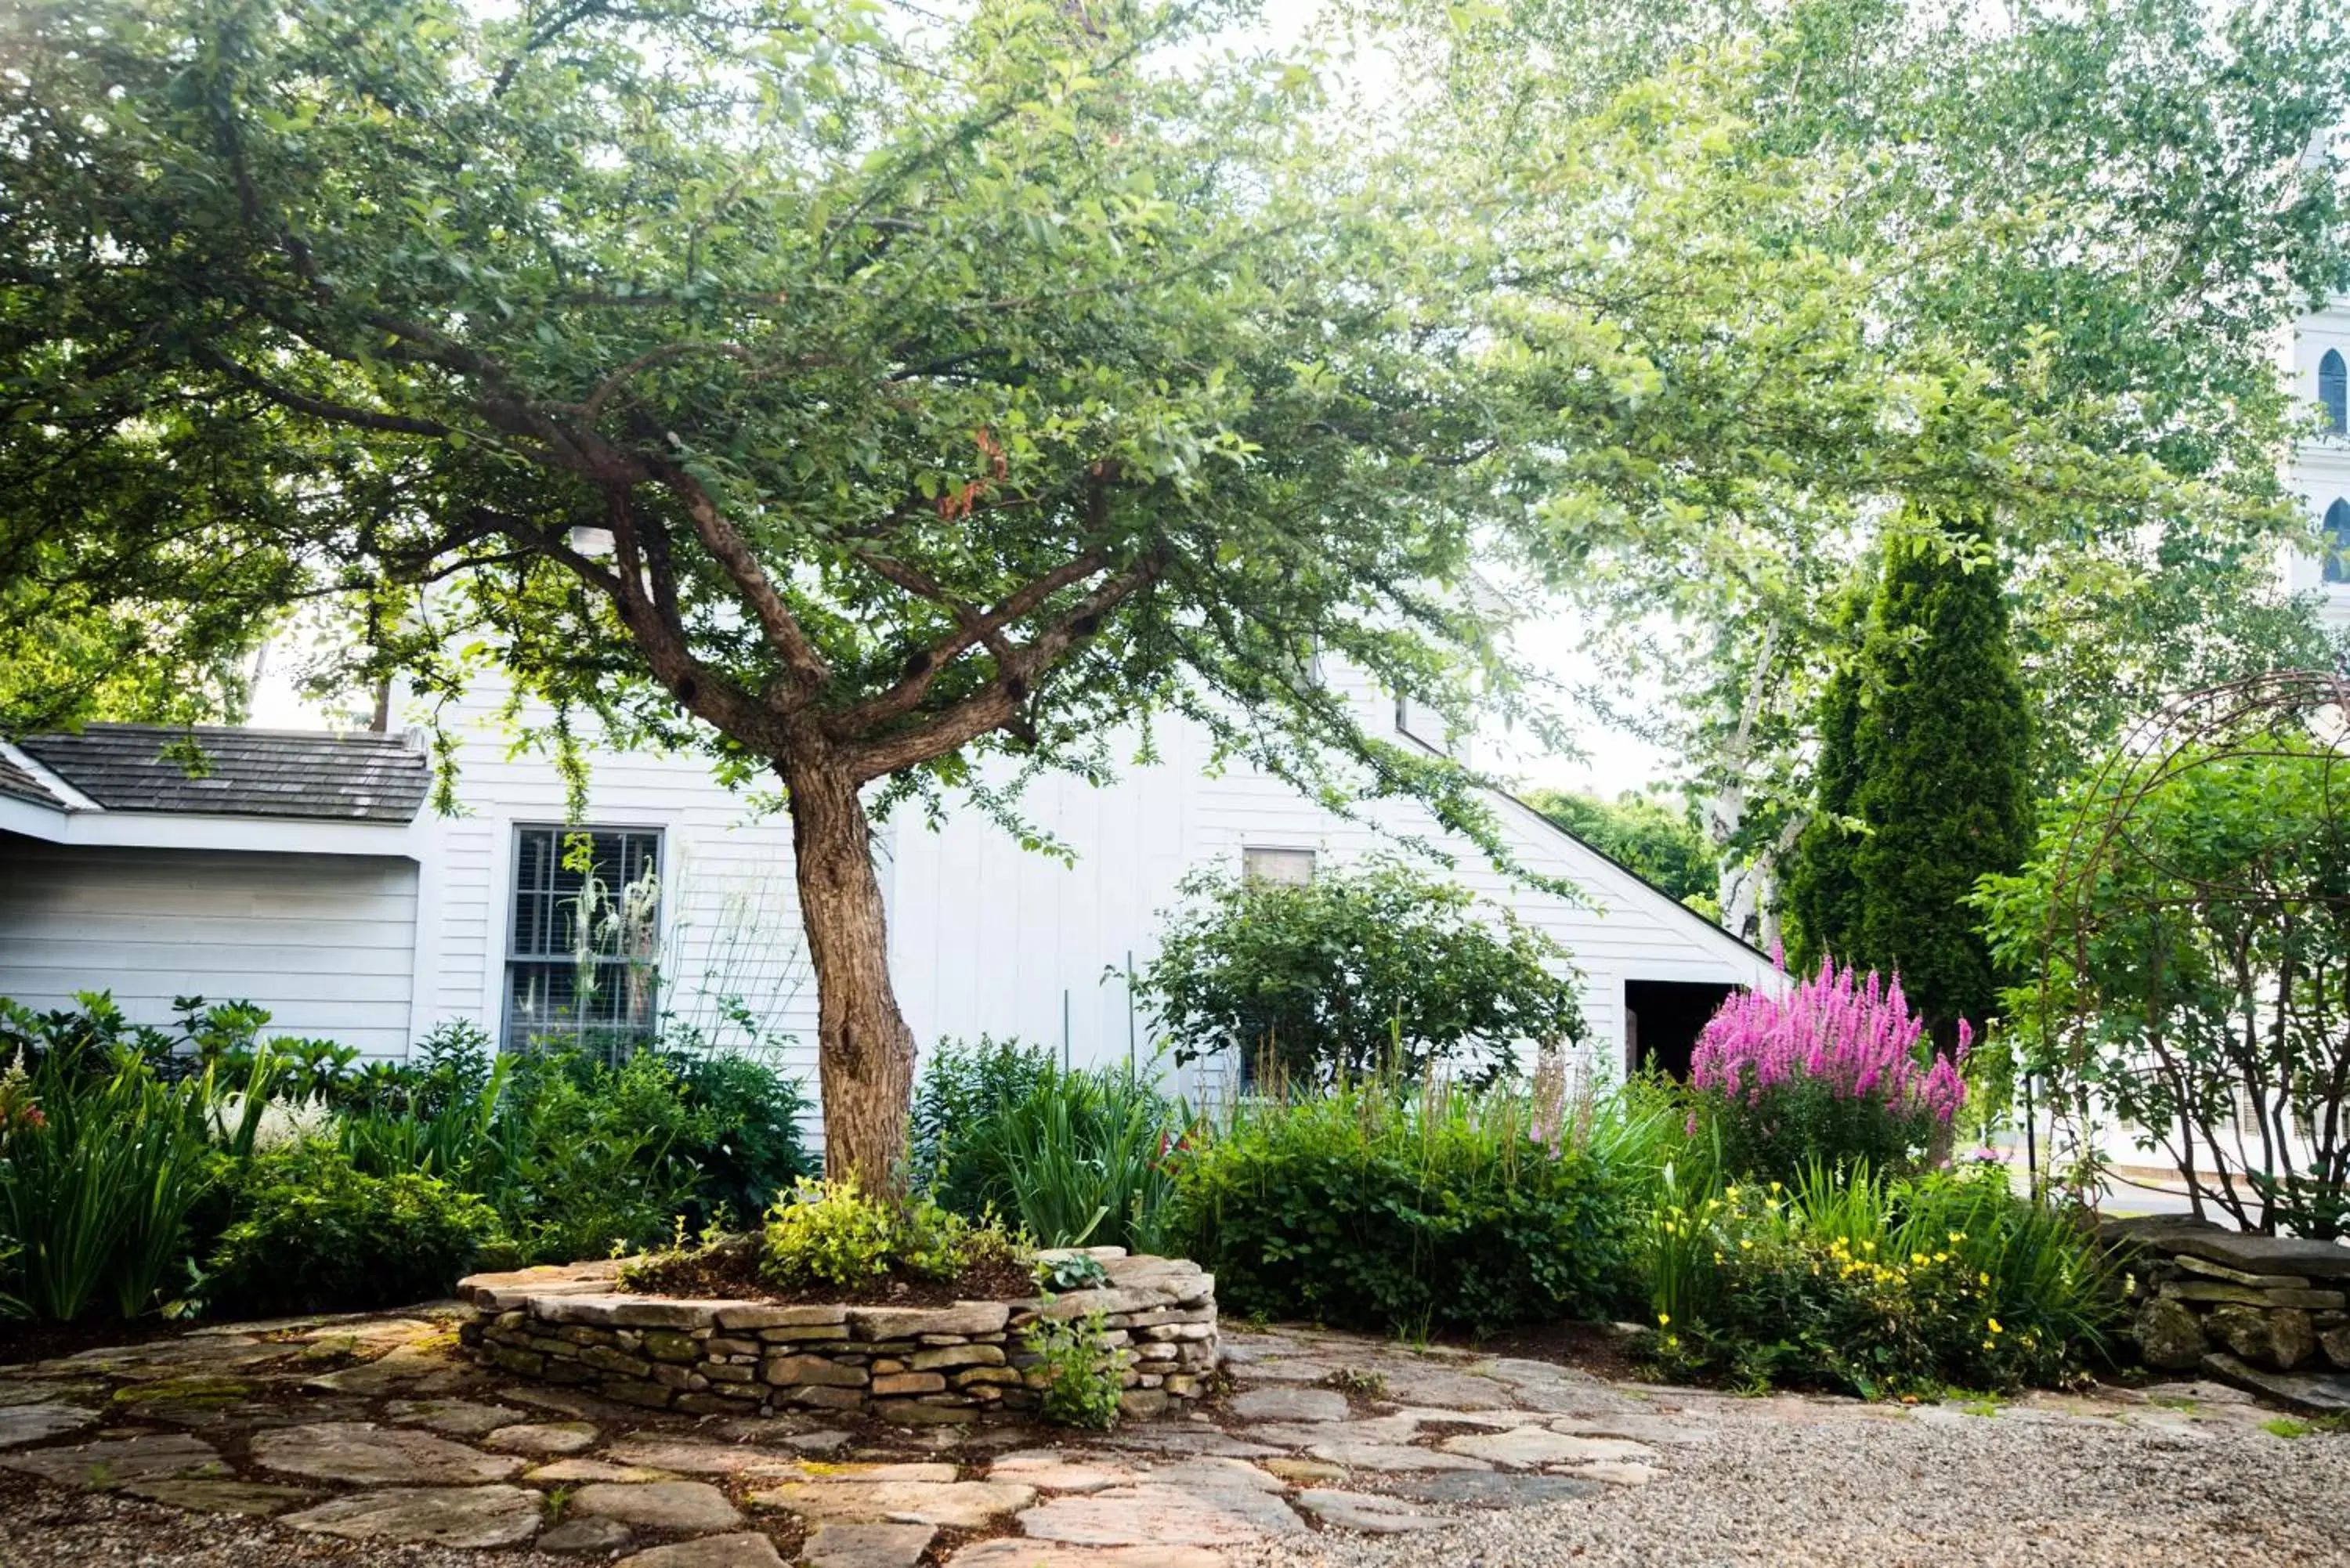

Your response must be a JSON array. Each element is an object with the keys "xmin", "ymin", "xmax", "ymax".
[
  {"xmin": 1740, "ymin": 1239, "xmax": 1754, "ymax": 1251},
  {"xmin": 1657, "ymin": 1311, "xmax": 1671, "ymax": 1327},
  {"xmin": 1988, "ymin": 1318, "xmax": 2004, "ymax": 1334},
  {"xmin": 1978, "ymin": 1272, "xmax": 1990, "ymax": 1287}
]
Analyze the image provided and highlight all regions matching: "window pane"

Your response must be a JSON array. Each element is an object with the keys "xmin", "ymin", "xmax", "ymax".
[
  {"xmin": 1243, "ymin": 847, "xmax": 1316, "ymax": 886},
  {"xmin": 505, "ymin": 827, "xmax": 661, "ymax": 1050}
]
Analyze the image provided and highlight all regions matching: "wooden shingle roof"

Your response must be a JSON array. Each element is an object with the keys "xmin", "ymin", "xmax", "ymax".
[{"xmin": 16, "ymin": 724, "xmax": 428, "ymax": 822}]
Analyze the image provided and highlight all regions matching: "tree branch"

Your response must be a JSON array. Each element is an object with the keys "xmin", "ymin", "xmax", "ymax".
[
  {"xmin": 846, "ymin": 551, "xmax": 1162, "ymax": 780},
  {"xmin": 827, "ymin": 546, "xmax": 1110, "ymax": 736},
  {"xmin": 638, "ymin": 451, "xmax": 832, "ymax": 703},
  {"xmin": 194, "ymin": 348, "xmax": 456, "ymax": 438}
]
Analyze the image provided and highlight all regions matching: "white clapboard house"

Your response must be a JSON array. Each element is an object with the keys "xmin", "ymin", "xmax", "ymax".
[{"xmin": 0, "ymin": 654, "xmax": 1778, "ymax": 1104}]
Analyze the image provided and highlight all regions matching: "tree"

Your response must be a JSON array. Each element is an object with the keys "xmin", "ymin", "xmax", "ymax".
[
  {"xmin": 5, "ymin": 0, "xmax": 2298, "ymax": 1185},
  {"xmin": 1523, "ymin": 787, "xmax": 1716, "ymax": 910},
  {"xmin": 1, "ymin": 0, "xmax": 1551, "ymax": 1186},
  {"xmin": 1367, "ymin": 0, "xmax": 2349, "ymax": 923},
  {"xmin": 1978, "ymin": 682, "xmax": 2350, "ymax": 1237},
  {"xmin": 1133, "ymin": 858, "xmax": 1585, "ymax": 1086},
  {"xmin": 1783, "ymin": 571, "xmax": 1874, "ymax": 969},
  {"xmin": 1840, "ymin": 508, "xmax": 2033, "ymax": 1049}
]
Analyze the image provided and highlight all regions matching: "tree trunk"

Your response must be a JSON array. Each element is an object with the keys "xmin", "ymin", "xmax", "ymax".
[{"xmin": 782, "ymin": 748, "xmax": 917, "ymax": 1193}]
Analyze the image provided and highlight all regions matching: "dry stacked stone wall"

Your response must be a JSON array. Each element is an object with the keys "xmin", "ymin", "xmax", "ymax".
[
  {"xmin": 2106, "ymin": 1215, "xmax": 2350, "ymax": 1386},
  {"xmin": 455, "ymin": 1247, "xmax": 1218, "ymax": 1426}
]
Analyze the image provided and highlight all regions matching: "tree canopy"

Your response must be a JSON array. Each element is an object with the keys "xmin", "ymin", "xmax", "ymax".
[
  {"xmin": 1366, "ymin": 0, "xmax": 2350, "ymax": 934},
  {"xmin": 5, "ymin": 0, "xmax": 2332, "ymax": 1176},
  {"xmin": 1524, "ymin": 787, "xmax": 1717, "ymax": 911}
]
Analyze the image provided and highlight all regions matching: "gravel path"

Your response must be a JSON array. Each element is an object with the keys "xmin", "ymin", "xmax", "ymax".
[{"xmin": 1245, "ymin": 1393, "xmax": 2350, "ymax": 1568}]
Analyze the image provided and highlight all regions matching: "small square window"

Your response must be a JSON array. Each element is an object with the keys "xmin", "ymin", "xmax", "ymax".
[{"xmin": 1243, "ymin": 847, "xmax": 1316, "ymax": 887}]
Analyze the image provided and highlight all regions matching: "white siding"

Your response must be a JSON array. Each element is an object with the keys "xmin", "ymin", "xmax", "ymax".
[
  {"xmin": 0, "ymin": 832, "xmax": 419, "ymax": 1056},
  {"xmin": 2280, "ymin": 292, "xmax": 2350, "ymax": 627},
  {"xmin": 884, "ymin": 670, "xmax": 1780, "ymax": 1082},
  {"xmin": 408, "ymin": 682, "xmax": 819, "ymax": 1086}
]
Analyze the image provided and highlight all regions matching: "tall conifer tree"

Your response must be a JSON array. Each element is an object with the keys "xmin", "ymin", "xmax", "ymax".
[
  {"xmin": 1845, "ymin": 507, "xmax": 2033, "ymax": 1049},
  {"xmin": 1784, "ymin": 572, "xmax": 1872, "ymax": 968}
]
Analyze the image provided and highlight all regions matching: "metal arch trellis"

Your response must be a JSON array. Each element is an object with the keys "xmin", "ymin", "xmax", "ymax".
[{"xmin": 2020, "ymin": 668, "xmax": 2350, "ymax": 1233}]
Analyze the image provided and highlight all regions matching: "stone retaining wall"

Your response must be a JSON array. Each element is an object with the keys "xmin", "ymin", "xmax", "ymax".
[
  {"xmin": 454, "ymin": 1247, "xmax": 1218, "ymax": 1426},
  {"xmin": 2105, "ymin": 1216, "xmax": 2350, "ymax": 1403}
]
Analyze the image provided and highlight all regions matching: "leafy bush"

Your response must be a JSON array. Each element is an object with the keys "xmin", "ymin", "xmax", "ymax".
[
  {"xmin": 1135, "ymin": 858, "xmax": 1585, "ymax": 1086},
  {"xmin": 664, "ymin": 1051, "xmax": 814, "ymax": 1229},
  {"xmin": 919, "ymin": 1051, "xmax": 1184, "ymax": 1251},
  {"xmin": 1170, "ymin": 1078, "xmax": 1642, "ymax": 1335},
  {"xmin": 1687, "ymin": 957, "xmax": 1965, "ymax": 1184},
  {"xmin": 0, "ymin": 1026, "xmax": 276, "ymax": 1321},
  {"xmin": 1979, "ymin": 738, "xmax": 2350, "ymax": 1237},
  {"xmin": 761, "ymin": 1176, "xmax": 1020, "ymax": 1289},
  {"xmin": 1025, "ymin": 1307, "xmax": 1123, "ymax": 1429},
  {"xmin": 339, "ymin": 1045, "xmax": 707, "ymax": 1263},
  {"xmin": 912, "ymin": 1037, "xmax": 1061, "ymax": 1212},
  {"xmin": 1643, "ymin": 1162, "xmax": 2117, "ymax": 1396},
  {"xmin": 762, "ymin": 1176, "xmax": 899, "ymax": 1288},
  {"xmin": 0, "ymin": 992, "xmax": 808, "ymax": 1305},
  {"xmin": 204, "ymin": 1145, "xmax": 501, "ymax": 1316}
]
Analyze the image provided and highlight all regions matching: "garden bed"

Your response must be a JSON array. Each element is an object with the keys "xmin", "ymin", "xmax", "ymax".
[{"xmin": 455, "ymin": 1246, "xmax": 1219, "ymax": 1425}]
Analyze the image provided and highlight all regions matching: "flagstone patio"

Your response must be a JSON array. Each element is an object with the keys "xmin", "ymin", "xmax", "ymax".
[{"xmin": 0, "ymin": 1308, "xmax": 2333, "ymax": 1567}]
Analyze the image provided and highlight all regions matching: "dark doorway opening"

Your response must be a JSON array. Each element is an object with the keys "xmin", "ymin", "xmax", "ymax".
[{"xmin": 1625, "ymin": 979, "xmax": 1738, "ymax": 1082}]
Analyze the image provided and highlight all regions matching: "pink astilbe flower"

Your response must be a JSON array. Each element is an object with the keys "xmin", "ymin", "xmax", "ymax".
[{"xmin": 1690, "ymin": 955, "xmax": 1969, "ymax": 1125}]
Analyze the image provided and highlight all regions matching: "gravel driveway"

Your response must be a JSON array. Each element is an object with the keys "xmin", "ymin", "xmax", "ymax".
[{"xmin": 1245, "ymin": 1386, "xmax": 2350, "ymax": 1568}]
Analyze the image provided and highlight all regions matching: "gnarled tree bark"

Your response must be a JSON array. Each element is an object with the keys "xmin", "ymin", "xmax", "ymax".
[{"xmin": 781, "ymin": 744, "xmax": 919, "ymax": 1191}]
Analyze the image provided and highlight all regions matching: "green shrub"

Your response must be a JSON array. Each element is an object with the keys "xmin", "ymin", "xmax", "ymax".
[
  {"xmin": 1170, "ymin": 1078, "xmax": 1640, "ymax": 1335},
  {"xmin": 1135, "ymin": 858, "xmax": 1586, "ymax": 1086},
  {"xmin": 1644, "ymin": 1162, "xmax": 2119, "ymax": 1396},
  {"xmin": 760, "ymin": 1176, "xmax": 1019, "ymax": 1289},
  {"xmin": 663, "ymin": 1051, "xmax": 813, "ymax": 1230},
  {"xmin": 205, "ymin": 1145, "xmax": 501, "ymax": 1316},
  {"xmin": 912, "ymin": 1037, "xmax": 1061, "ymax": 1212},
  {"xmin": 340, "ymin": 1045, "xmax": 704, "ymax": 1263},
  {"xmin": 1025, "ymin": 1307, "xmax": 1123, "ymax": 1429},
  {"xmin": 762, "ymin": 1176, "xmax": 897, "ymax": 1288}
]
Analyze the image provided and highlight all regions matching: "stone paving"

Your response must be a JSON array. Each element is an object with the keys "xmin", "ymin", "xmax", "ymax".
[{"xmin": 0, "ymin": 1308, "xmax": 2323, "ymax": 1567}]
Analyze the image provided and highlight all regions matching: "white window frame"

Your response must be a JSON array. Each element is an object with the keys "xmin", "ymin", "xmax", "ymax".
[{"xmin": 503, "ymin": 823, "xmax": 665, "ymax": 1053}]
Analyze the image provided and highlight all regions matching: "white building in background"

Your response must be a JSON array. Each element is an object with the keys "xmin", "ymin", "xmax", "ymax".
[
  {"xmin": 0, "ymin": 658, "xmax": 1777, "ymax": 1107},
  {"xmin": 2283, "ymin": 291, "xmax": 2350, "ymax": 625}
]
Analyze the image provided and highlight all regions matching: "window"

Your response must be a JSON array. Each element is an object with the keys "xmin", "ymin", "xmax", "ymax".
[
  {"xmin": 2323, "ymin": 349, "xmax": 2348, "ymax": 435},
  {"xmin": 2327, "ymin": 499, "xmax": 2350, "ymax": 586},
  {"xmin": 1394, "ymin": 693, "xmax": 1451, "ymax": 754},
  {"xmin": 1242, "ymin": 846, "xmax": 1316, "ymax": 887},
  {"xmin": 504, "ymin": 826, "xmax": 663, "ymax": 1051}
]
